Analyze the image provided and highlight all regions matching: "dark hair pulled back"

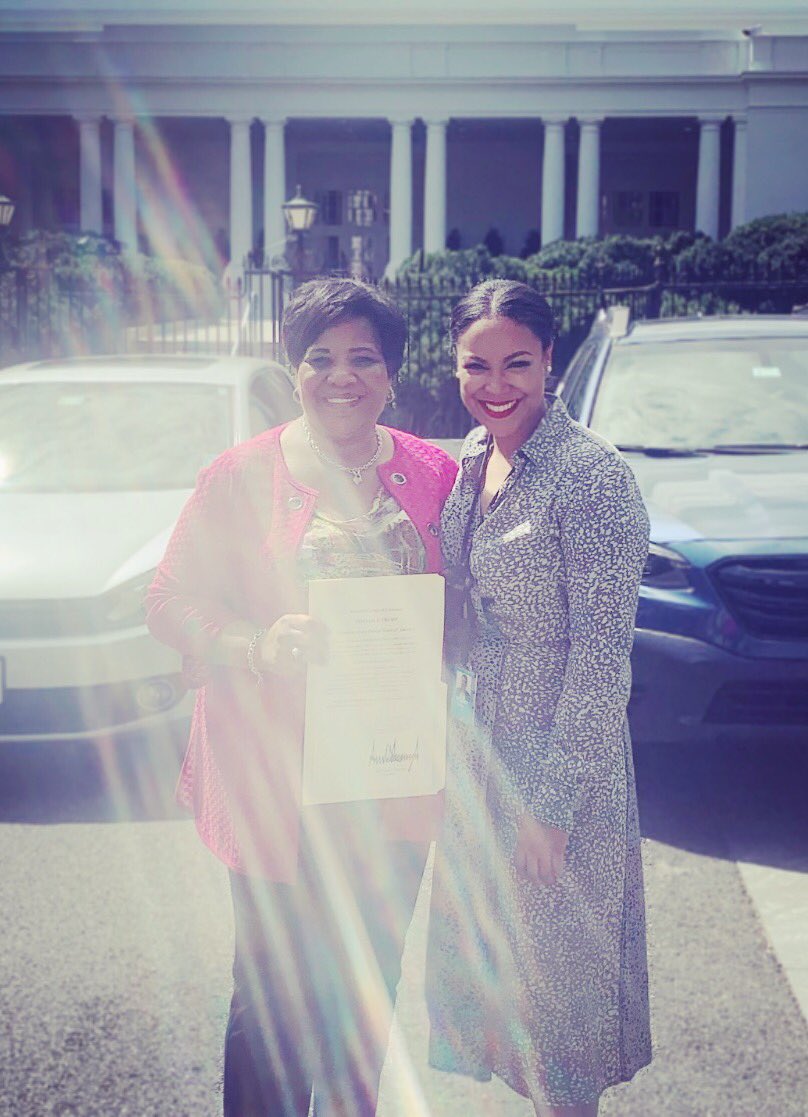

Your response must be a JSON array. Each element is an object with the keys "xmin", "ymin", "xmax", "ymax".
[
  {"xmin": 282, "ymin": 277, "xmax": 407, "ymax": 377},
  {"xmin": 450, "ymin": 279, "xmax": 557, "ymax": 352}
]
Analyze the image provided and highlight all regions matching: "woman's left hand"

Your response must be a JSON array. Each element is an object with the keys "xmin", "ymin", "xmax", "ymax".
[{"xmin": 515, "ymin": 814, "xmax": 568, "ymax": 886}]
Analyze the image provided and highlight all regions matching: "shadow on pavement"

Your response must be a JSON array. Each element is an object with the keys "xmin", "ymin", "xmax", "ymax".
[
  {"xmin": 0, "ymin": 733, "xmax": 186, "ymax": 824},
  {"xmin": 634, "ymin": 735, "xmax": 808, "ymax": 871},
  {"xmin": 2, "ymin": 730, "xmax": 806, "ymax": 873}
]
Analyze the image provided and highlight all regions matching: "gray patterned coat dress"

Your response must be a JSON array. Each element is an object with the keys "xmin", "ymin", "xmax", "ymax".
[{"xmin": 426, "ymin": 397, "xmax": 652, "ymax": 1107}]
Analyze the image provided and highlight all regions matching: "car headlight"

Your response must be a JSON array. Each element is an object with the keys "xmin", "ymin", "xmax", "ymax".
[
  {"xmin": 641, "ymin": 544, "xmax": 692, "ymax": 590},
  {"xmin": 104, "ymin": 570, "xmax": 156, "ymax": 627}
]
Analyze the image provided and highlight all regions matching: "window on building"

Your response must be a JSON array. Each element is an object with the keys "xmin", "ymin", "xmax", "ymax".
[
  {"xmin": 347, "ymin": 189, "xmax": 378, "ymax": 227},
  {"xmin": 649, "ymin": 190, "xmax": 680, "ymax": 229},
  {"xmin": 324, "ymin": 235, "xmax": 342, "ymax": 270},
  {"xmin": 316, "ymin": 190, "xmax": 342, "ymax": 226},
  {"xmin": 612, "ymin": 191, "xmax": 644, "ymax": 229},
  {"xmin": 53, "ymin": 187, "xmax": 79, "ymax": 229},
  {"xmin": 102, "ymin": 188, "xmax": 113, "ymax": 230}
]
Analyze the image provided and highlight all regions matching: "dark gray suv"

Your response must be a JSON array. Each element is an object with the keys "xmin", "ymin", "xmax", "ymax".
[{"xmin": 558, "ymin": 311, "xmax": 808, "ymax": 744}]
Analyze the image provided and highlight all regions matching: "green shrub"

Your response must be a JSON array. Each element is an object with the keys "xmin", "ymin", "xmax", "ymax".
[
  {"xmin": 0, "ymin": 230, "xmax": 224, "ymax": 364},
  {"xmin": 578, "ymin": 235, "xmax": 659, "ymax": 285},
  {"xmin": 389, "ymin": 214, "xmax": 808, "ymax": 434},
  {"xmin": 124, "ymin": 252, "xmax": 222, "ymax": 323},
  {"xmin": 1, "ymin": 232, "xmax": 127, "ymax": 357},
  {"xmin": 529, "ymin": 238, "xmax": 593, "ymax": 271},
  {"xmin": 671, "ymin": 238, "xmax": 731, "ymax": 281},
  {"xmin": 659, "ymin": 290, "xmax": 742, "ymax": 317},
  {"xmin": 527, "ymin": 234, "xmax": 683, "ymax": 286},
  {"xmin": 723, "ymin": 213, "xmax": 808, "ymax": 267},
  {"xmin": 5, "ymin": 229, "xmax": 222, "ymax": 324},
  {"xmin": 756, "ymin": 231, "xmax": 808, "ymax": 281},
  {"xmin": 397, "ymin": 245, "xmax": 528, "ymax": 284},
  {"xmin": 657, "ymin": 229, "xmax": 700, "ymax": 259}
]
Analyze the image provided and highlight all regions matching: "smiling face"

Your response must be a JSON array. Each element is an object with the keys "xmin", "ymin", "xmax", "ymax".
[
  {"xmin": 456, "ymin": 316, "xmax": 552, "ymax": 454},
  {"xmin": 295, "ymin": 316, "xmax": 391, "ymax": 444}
]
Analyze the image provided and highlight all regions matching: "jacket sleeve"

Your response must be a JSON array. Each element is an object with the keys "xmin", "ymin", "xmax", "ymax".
[
  {"xmin": 146, "ymin": 460, "xmax": 245, "ymax": 660},
  {"xmin": 528, "ymin": 454, "xmax": 650, "ymax": 832}
]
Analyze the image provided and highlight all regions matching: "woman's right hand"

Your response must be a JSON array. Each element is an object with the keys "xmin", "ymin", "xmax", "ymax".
[
  {"xmin": 257, "ymin": 614, "xmax": 328, "ymax": 676},
  {"xmin": 515, "ymin": 813, "xmax": 568, "ymax": 887}
]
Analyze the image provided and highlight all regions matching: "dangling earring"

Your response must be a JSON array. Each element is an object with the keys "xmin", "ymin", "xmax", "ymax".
[
  {"xmin": 386, "ymin": 384, "xmax": 396, "ymax": 407},
  {"xmin": 292, "ymin": 383, "xmax": 301, "ymax": 404},
  {"xmin": 545, "ymin": 364, "xmax": 553, "ymax": 375}
]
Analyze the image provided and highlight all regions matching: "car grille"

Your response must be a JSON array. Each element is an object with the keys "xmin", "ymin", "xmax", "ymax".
[
  {"xmin": 705, "ymin": 681, "xmax": 808, "ymax": 726},
  {"xmin": 0, "ymin": 599, "xmax": 115, "ymax": 639},
  {"xmin": 0, "ymin": 679, "xmax": 184, "ymax": 736},
  {"xmin": 711, "ymin": 557, "xmax": 808, "ymax": 640}
]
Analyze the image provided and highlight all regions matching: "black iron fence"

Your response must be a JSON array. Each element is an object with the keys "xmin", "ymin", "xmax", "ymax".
[
  {"xmin": 380, "ymin": 264, "xmax": 808, "ymax": 433},
  {"xmin": 2, "ymin": 259, "xmax": 806, "ymax": 435},
  {"xmin": 0, "ymin": 264, "xmax": 237, "ymax": 367}
]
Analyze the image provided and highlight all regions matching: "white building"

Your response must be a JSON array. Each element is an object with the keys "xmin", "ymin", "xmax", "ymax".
[{"xmin": 1, "ymin": 2, "xmax": 807, "ymax": 279}]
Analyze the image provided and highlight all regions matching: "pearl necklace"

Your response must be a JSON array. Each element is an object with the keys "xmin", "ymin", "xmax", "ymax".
[{"xmin": 302, "ymin": 419, "xmax": 383, "ymax": 485}]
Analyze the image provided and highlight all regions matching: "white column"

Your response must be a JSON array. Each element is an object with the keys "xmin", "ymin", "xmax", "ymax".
[
  {"xmin": 77, "ymin": 116, "xmax": 103, "ymax": 234},
  {"xmin": 113, "ymin": 118, "xmax": 137, "ymax": 251},
  {"xmin": 423, "ymin": 118, "xmax": 448, "ymax": 255},
  {"xmin": 541, "ymin": 118, "xmax": 566, "ymax": 247},
  {"xmin": 576, "ymin": 117, "xmax": 602, "ymax": 239},
  {"xmin": 229, "ymin": 116, "xmax": 253, "ymax": 271},
  {"xmin": 262, "ymin": 118, "xmax": 287, "ymax": 265},
  {"xmin": 695, "ymin": 116, "xmax": 722, "ymax": 239},
  {"xmin": 387, "ymin": 118, "xmax": 413, "ymax": 277},
  {"xmin": 731, "ymin": 116, "xmax": 748, "ymax": 231}
]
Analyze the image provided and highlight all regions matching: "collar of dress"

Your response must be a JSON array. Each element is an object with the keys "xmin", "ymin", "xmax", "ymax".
[{"xmin": 460, "ymin": 394, "xmax": 570, "ymax": 470}]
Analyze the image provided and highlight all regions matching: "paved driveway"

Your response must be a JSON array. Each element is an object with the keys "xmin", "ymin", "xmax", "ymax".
[{"xmin": 0, "ymin": 737, "xmax": 806, "ymax": 1117}]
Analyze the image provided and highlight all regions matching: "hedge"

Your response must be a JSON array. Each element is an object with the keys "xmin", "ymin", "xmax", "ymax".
[
  {"xmin": 400, "ymin": 215, "xmax": 808, "ymax": 290},
  {"xmin": 0, "ymin": 230, "xmax": 223, "ymax": 362},
  {"xmin": 388, "ymin": 214, "xmax": 808, "ymax": 434}
]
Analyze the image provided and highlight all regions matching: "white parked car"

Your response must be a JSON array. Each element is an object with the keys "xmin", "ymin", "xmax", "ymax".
[{"xmin": 0, "ymin": 354, "xmax": 299, "ymax": 742}]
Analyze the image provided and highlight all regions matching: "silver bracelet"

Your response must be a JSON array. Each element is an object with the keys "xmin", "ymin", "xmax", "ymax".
[{"xmin": 246, "ymin": 627, "xmax": 267, "ymax": 686}]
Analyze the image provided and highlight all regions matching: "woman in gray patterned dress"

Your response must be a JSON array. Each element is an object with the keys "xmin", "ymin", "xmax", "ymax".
[{"xmin": 426, "ymin": 280, "xmax": 652, "ymax": 1116}]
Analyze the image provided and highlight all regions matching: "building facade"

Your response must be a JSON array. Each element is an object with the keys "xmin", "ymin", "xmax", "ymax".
[{"xmin": 1, "ymin": 5, "xmax": 807, "ymax": 278}]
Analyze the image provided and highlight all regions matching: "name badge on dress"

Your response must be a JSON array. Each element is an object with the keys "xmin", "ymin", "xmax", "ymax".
[{"xmin": 450, "ymin": 666, "xmax": 478, "ymax": 724}]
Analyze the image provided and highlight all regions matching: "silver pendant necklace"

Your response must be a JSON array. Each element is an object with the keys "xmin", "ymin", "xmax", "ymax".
[{"xmin": 302, "ymin": 419, "xmax": 383, "ymax": 485}]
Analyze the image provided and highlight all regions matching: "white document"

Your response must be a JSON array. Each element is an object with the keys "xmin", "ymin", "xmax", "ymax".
[{"xmin": 302, "ymin": 573, "xmax": 447, "ymax": 806}]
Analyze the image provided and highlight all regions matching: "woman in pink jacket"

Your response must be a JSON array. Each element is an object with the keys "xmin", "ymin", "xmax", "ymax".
[{"xmin": 147, "ymin": 278, "xmax": 457, "ymax": 1117}]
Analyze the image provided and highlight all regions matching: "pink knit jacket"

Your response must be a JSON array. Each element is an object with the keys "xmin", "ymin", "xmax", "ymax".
[{"xmin": 146, "ymin": 424, "xmax": 458, "ymax": 881}]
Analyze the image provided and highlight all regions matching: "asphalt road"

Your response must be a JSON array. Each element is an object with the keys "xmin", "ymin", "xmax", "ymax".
[{"xmin": 0, "ymin": 734, "xmax": 806, "ymax": 1117}]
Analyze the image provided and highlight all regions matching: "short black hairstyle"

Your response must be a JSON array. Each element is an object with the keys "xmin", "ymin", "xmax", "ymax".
[
  {"xmin": 282, "ymin": 277, "xmax": 408, "ymax": 377},
  {"xmin": 450, "ymin": 279, "xmax": 557, "ymax": 352}
]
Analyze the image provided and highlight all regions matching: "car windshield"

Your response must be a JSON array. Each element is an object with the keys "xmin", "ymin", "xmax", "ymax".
[
  {"xmin": 590, "ymin": 337, "xmax": 808, "ymax": 450},
  {"xmin": 0, "ymin": 381, "xmax": 233, "ymax": 492}
]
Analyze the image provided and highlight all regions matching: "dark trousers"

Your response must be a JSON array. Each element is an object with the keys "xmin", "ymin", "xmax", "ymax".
[{"xmin": 223, "ymin": 837, "xmax": 428, "ymax": 1117}]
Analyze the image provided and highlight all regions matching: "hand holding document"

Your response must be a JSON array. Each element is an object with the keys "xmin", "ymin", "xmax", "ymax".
[{"xmin": 302, "ymin": 573, "xmax": 447, "ymax": 806}]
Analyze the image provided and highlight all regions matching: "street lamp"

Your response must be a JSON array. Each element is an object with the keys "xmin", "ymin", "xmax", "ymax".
[
  {"xmin": 0, "ymin": 194, "xmax": 16, "ymax": 272},
  {"xmin": 282, "ymin": 185, "xmax": 318, "ymax": 281}
]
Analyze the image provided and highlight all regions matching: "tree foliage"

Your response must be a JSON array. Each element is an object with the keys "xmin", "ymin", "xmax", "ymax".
[
  {"xmin": 0, "ymin": 230, "xmax": 223, "ymax": 365},
  {"xmin": 387, "ymin": 214, "xmax": 808, "ymax": 434}
]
